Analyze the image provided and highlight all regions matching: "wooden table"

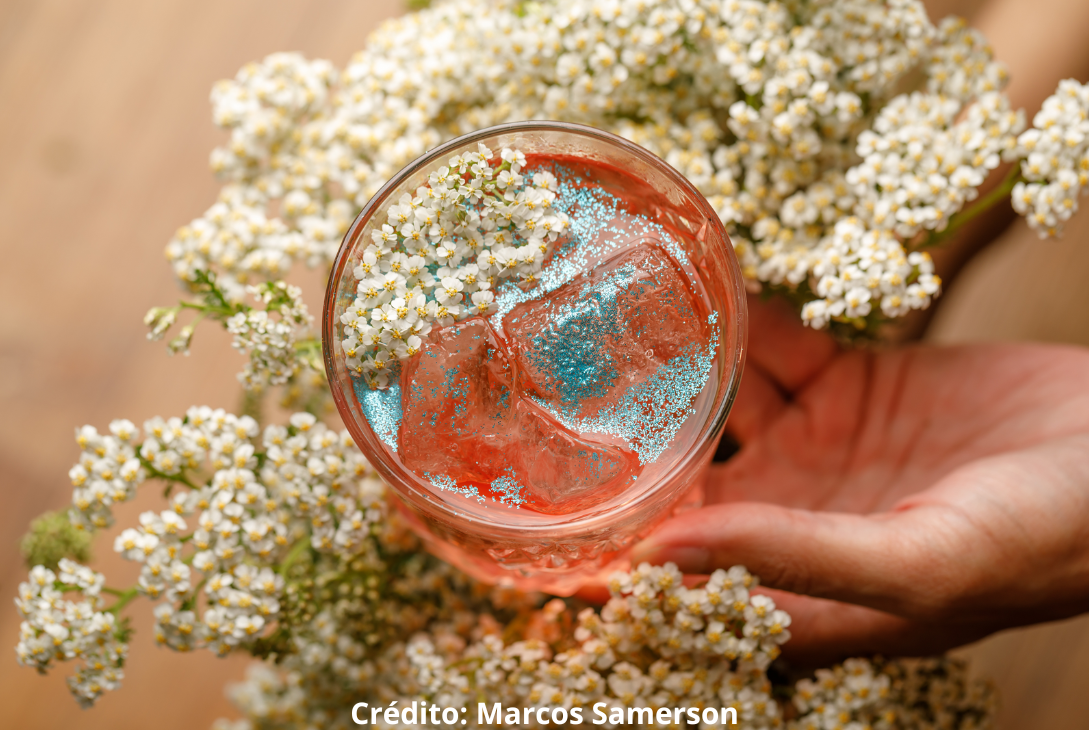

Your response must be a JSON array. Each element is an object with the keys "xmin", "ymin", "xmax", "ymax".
[{"xmin": 1, "ymin": 1, "xmax": 1087, "ymax": 727}]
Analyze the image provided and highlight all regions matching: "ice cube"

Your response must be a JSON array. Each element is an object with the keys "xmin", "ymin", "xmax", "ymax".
[
  {"xmin": 502, "ymin": 243, "xmax": 709, "ymax": 421},
  {"xmin": 508, "ymin": 400, "xmax": 638, "ymax": 513},
  {"xmin": 398, "ymin": 318, "xmax": 516, "ymax": 489},
  {"xmin": 398, "ymin": 317, "xmax": 640, "ymax": 513}
]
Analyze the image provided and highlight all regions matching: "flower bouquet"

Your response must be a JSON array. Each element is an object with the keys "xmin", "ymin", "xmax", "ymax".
[{"xmin": 15, "ymin": 0, "xmax": 1089, "ymax": 727}]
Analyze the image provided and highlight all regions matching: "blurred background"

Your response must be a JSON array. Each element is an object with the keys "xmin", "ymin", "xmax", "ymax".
[{"xmin": 1, "ymin": 1, "xmax": 1088, "ymax": 727}]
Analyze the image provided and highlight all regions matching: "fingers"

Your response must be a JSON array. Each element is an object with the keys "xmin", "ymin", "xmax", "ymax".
[
  {"xmin": 721, "ymin": 296, "xmax": 838, "ymax": 444},
  {"xmin": 746, "ymin": 295, "xmax": 838, "ymax": 392},
  {"xmin": 722, "ymin": 364, "xmax": 788, "ymax": 443},
  {"xmin": 574, "ymin": 582, "xmax": 611, "ymax": 605},
  {"xmin": 630, "ymin": 502, "xmax": 934, "ymax": 618}
]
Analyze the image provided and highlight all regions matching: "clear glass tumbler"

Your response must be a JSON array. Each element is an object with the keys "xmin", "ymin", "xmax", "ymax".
[{"xmin": 323, "ymin": 121, "xmax": 747, "ymax": 595}]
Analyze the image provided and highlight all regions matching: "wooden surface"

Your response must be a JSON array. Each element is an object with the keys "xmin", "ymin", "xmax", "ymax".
[{"xmin": 0, "ymin": 1, "xmax": 1087, "ymax": 728}]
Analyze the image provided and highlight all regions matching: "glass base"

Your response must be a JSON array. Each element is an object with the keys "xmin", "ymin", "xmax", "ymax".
[{"xmin": 393, "ymin": 480, "xmax": 705, "ymax": 596}]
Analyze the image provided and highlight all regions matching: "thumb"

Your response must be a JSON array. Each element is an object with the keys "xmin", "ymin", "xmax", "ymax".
[{"xmin": 630, "ymin": 502, "xmax": 937, "ymax": 618}]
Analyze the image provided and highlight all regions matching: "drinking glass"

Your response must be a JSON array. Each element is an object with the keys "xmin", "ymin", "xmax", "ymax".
[{"xmin": 323, "ymin": 121, "xmax": 747, "ymax": 595}]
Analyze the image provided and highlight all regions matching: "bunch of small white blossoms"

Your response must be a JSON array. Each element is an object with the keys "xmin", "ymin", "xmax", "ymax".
[
  {"xmin": 226, "ymin": 281, "xmax": 316, "ymax": 390},
  {"xmin": 400, "ymin": 564, "xmax": 791, "ymax": 729},
  {"xmin": 211, "ymin": 562, "xmax": 994, "ymax": 730},
  {"xmin": 15, "ymin": 560, "xmax": 124, "ymax": 708},
  {"xmin": 16, "ymin": 410, "xmax": 996, "ymax": 727},
  {"xmin": 339, "ymin": 144, "xmax": 568, "ymax": 389},
  {"xmin": 1011, "ymin": 79, "xmax": 1089, "ymax": 237},
  {"xmin": 145, "ymin": 275, "xmax": 325, "ymax": 406},
  {"xmin": 791, "ymin": 656, "xmax": 996, "ymax": 729},
  {"xmin": 145, "ymin": 1, "xmax": 1089, "ymax": 400},
  {"xmin": 17, "ymin": 407, "xmax": 400, "ymax": 701}
]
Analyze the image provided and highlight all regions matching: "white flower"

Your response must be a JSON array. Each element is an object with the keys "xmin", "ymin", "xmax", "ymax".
[
  {"xmin": 45, "ymin": 1, "xmax": 1020, "ymax": 721},
  {"xmin": 341, "ymin": 144, "xmax": 566, "ymax": 388},
  {"xmin": 801, "ymin": 299, "xmax": 831, "ymax": 329},
  {"xmin": 470, "ymin": 289, "xmax": 495, "ymax": 315},
  {"xmin": 16, "ymin": 561, "xmax": 127, "ymax": 707},
  {"xmin": 1011, "ymin": 79, "xmax": 1089, "ymax": 237},
  {"xmin": 227, "ymin": 283, "xmax": 314, "ymax": 389}
]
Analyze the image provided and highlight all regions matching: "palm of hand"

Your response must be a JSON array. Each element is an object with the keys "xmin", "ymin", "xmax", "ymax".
[
  {"xmin": 715, "ymin": 331, "xmax": 1089, "ymax": 515},
  {"xmin": 635, "ymin": 297, "xmax": 1089, "ymax": 663}
]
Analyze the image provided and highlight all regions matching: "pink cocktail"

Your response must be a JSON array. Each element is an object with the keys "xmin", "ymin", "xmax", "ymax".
[{"xmin": 324, "ymin": 122, "xmax": 746, "ymax": 594}]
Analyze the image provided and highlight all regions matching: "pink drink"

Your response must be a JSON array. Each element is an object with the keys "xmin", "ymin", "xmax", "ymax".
[
  {"xmin": 399, "ymin": 154, "xmax": 715, "ymax": 516},
  {"xmin": 325, "ymin": 123, "xmax": 746, "ymax": 594}
]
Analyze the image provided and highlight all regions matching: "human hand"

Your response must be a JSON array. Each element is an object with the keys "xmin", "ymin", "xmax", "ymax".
[{"xmin": 631, "ymin": 296, "xmax": 1089, "ymax": 665}]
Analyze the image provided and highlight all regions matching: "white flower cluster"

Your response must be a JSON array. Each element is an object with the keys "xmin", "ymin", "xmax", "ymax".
[
  {"xmin": 793, "ymin": 656, "xmax": 996, "ymax": 729},
  {"xmin": 40, "ymin": 408, "xmax": 387, "ymax": 705},
  {"xmin": 851, "ymin": 92, "xmax": 1021, "ymax": 240},
  {"xmin": 213, "ymin": 560, "xmax": 994, "ymax": 730},
  {"xmin": 340, "ymin": 145, "xmax": 567, "ymax": 388},
  {"xmin": 212, "ymin": 530, "xmax": 497, "ymax": 729},
  {"xmin": 788, "ymin": 84, "xmax": 1023, "ymax": 326},
  {"xmin": 15, "ymin": 560, "xmax": 126, "ymax": 707},
  {"xmin": 165, "ymin": 186, "xmax": 353, "ymax": 304},
  {"xmin": 23, "ymin": 410, "xmax": 998, "ymax": 724},
  {"xmin": 153, "ymin": 564, "xmax": 286, "ymax": 656},
  {"xmin": 925, "ymin": 17, "xmax": 1010, "ymax": 100},
  {"xmin": 227, "ymin": 282, "xmax": 314, "ymax": 389},
  {"xmin": 1012, "ymin": 79, "xmax": 1089, "ymax": 237},
  {"xmin": 404, "ymin": 564, "xmax": 788, "ymax": 728},
  {"xmin": 166, "ymin": 54, "xmax": 347, "ymax": 303},
  {"xmin": 153, "ymin": 0, "xmax": 1089, "ymax": 358},
  {"xmin": 68, "ymin": 418, "xmax": 145, "ymax": 530},
  {"xmin": 791, "ymin": 84, "xmax": 1022, "ymax": 323},
  {"xmin": 800, "ymin": 221, "xmax": 942, "ymax": 327}
]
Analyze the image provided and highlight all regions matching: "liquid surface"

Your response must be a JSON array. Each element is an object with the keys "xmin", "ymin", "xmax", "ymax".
[{"xmin": 354, "ymin": 156, "xmax": 719, "ymax": 516}]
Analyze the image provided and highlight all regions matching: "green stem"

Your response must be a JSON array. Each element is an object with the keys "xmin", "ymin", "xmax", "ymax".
[
  {"xmin": 139, "ymin": 459, "xmax": 202, "ymax": 491},
  {"xmin": 179, "ymin": 300, "xmax": 236, "ymax": 318},
  {"xmin": 181, "ymin": 577, "xmax": 208, "ymax": 612},
  {"xmin": 194, "ymin": 270, "xmax": 236, "ymax": 312},
  {"xmin": 920, "ymin": 166, "xmax": 1023, "ymax": 250},
  {"xmin": 104, "ymin": 587, "xmax": 139, "ymax": 615},
  {"xmin": 240, "ymin": 387, "xmax": 266, "ymax": 427},
  {"xmin": 278, "ymin": 536, "xmax": 312, "ymax": 577},
  {"xmin": 294, "ymin": 338, "xmax": 322, "ymax": 357}
]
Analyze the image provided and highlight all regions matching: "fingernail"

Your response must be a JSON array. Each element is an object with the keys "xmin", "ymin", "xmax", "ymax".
[{"xmin": 630, "ymin": 544, "xmax": 709, "ymax": 573}]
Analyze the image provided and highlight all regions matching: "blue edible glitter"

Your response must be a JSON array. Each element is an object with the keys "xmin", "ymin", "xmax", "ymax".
[
  {"xmin": 489, "ymin": 467, "xmax": 527, "ymax": 508},
  {"xmin": 512, "ymin": 262, "xmax": 642, "ymax": 407},
  {"xmin": 423, "ymin": 473, "xmax": 484, "ymax": 502},
  {"xmin": 353, "ymin": 162, "xmax": 717, "ymax": 477},
  {"xmin": 489, "ymin": 164, "xmax": 691, "ymax": 328},
  {"xmin": 355, "ymin": 375, "xmax": 402, "ymax": 452},
  {"xmin": 423, "ymin": 469, "xmax": 526, "ymax": 509},
  {"xmin": 532, "ymin": 312, "xmax": 719, "ymax": 464}
]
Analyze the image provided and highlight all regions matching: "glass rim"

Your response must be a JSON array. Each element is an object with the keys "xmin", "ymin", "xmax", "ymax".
[{"xmin": 323, "ymin": 119, "xmax": 747, "ymax": 537}]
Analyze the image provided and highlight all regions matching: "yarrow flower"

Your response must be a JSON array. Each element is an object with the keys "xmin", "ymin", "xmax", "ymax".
[
  {"xmin": 340, "ymin": 144, "xmax": 567, "ymax": 388},
  {"xmin": 23, "ymin": 0, "xmax": 1079, "ymax": 724},
  {"xmin": 398, "ymin": 563, "xmax": 789, "ymax": 728},
  {"xmin": 32, "ymin": 406, "xmax": 390, "ymax": 706},
  {"xmin": 792, "ymin": 656, "xmax": 997, "ymax": 729},
  {"xmin": 227, "ymin": 281, "xmax": 314, "ymax": 389},
  {"xmin": 15, "ymin": 560, "xmax": 126, "ymax": 708},
  {"xmin": 19, "ymin": 407, "xmax": 998, "ymax": 726},
  {"xmin": 68, "ymin": 418, "xmax": 145, "ymax": 530},
  {"xmin": 147, "ymin": 0, "xmax": 1089, "ymax": 357},
  {"xmin": 1011, "ymin": 79, "xmax": 1089, "ymax": 238}
]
